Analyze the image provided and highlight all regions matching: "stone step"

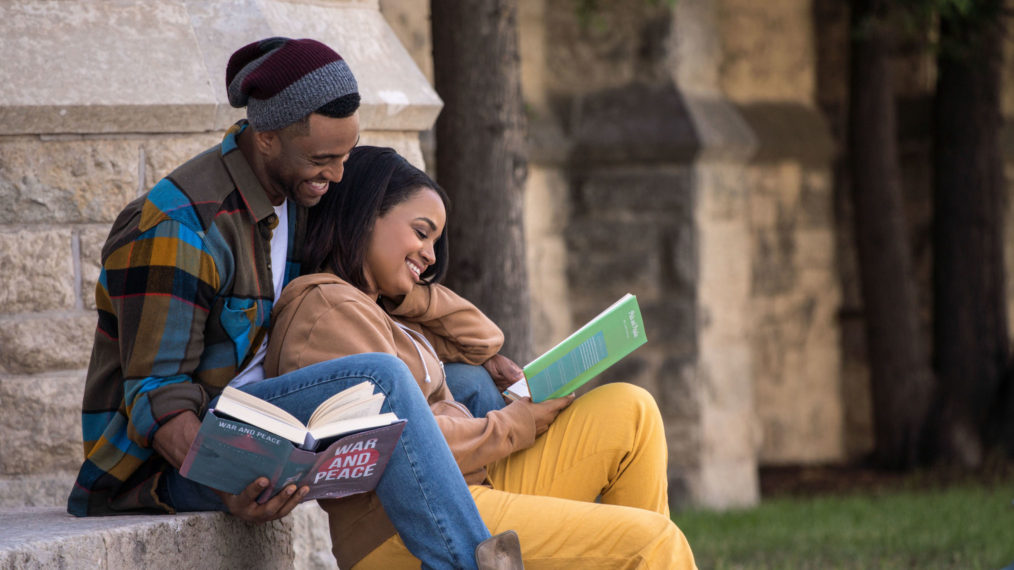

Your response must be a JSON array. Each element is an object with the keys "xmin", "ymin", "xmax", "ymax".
[
  {"xmin": 0, "ymin": 504, "xmax": 336, "ymax": 570},
  {"xmin": 0, "ymin": 374, "xmax": 339, "ymax": 568},
  {"xmin": 0, "ymin": 471, "xmax": 77, "ymax": 510},
  {"xmin": 0, "ymin": 370, "xmax": 84, "ymax": 507}
]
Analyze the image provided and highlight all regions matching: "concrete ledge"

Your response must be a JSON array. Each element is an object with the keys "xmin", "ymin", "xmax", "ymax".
[
  {"xmin": 0, "ymin": 505, "xmax": 335, "ymax": 570},
  {"xmin": 0, "ymin": 0, "xmax": 441, "ymax": 135}
]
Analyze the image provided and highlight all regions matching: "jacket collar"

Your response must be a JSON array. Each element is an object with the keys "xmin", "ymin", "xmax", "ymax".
[{"xmin": 221, "ymin": 120, "xmax": 276, "ymax": 224}]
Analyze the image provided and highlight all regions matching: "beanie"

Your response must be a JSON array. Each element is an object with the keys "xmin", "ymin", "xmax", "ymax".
[{"xmin": 226, "ymin": 37, "xmax": 359, "ymax": 131}]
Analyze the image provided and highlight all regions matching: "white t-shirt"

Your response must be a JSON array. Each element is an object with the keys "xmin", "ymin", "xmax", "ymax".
[{"xmin": 230, "ymin": 200, "xmax": 289, "ymax": 388}]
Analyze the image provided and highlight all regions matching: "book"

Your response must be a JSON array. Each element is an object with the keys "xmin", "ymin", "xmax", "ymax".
[
  {"xmin": 504, "ymin": 293, "xmax": 647, "ymax": 403},
  {"xmin": 180, "ymin": 382, "xmax": 406, "ymax": 502}
]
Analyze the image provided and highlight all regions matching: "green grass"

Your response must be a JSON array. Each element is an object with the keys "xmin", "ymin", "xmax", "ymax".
[{"xmin": 674, "ymin": 483, "xmax": 1014, "ymax": 569}]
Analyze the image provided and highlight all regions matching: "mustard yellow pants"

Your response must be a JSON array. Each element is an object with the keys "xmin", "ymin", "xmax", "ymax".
[{"xmin": 355, "ymin": 382, "xmax": 698, "ymax": 569}]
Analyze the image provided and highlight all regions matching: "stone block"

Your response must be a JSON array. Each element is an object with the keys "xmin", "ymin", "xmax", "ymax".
[
  {"xmin": 140, "ymin": 134, "xmax": 223, "ymax": 191},
  {"xmin": 0, "ymin": 508, "xmax": 315, "ymax": 569},
  {"xmin": 640, "ymin": 299, "xmax": 697, "ymax": 353},
  {"xmin": 78, "ymin": 226, "xmax": 109, "ymax": 311},
  {"xmin": 695, "ymin": 458, "xmax": 760, "ymax": 510},
  {"xmin": 751, "ymin": 227, "xmax": 797, "ymax": 296},
  {"xmin": 0, "ymin": 228, "xmax": 75, "ymax": 314},
  {"xmin": 698, "ymin": 165, "xmax": 750, "ymax": 221},
  {"xmin": 543, "ymin": 0, "xmax": 674, "ymax": 96},
  {"xmin": 667, "ymin": 466, "xmax": 699, "ymax": 512},
  {"xmin": 0, "ymin": 473, "xmax": 77, "ymax": 509},
  {"xmin": 661, "ymin": 223, "xmax": 698, "ymax": 296},
  {"xmin": 593, "ymin": 355, "xmax": 654, "ymax": 394},
  {"xmin": 718, "ymin": 0, "xmax": 816, "ymax": 103},
  {"xmin": 795, "ymin": 228, "xmax": 835, "ymax": 269},
  {"xmin": 0, "ymin": 314, "xmax": 94, "ymax": 374},
  {"xmin": 576, "ymin": 169, "xmax": 694, "ymax": 216},
  {"xmin": 379, "ymin": 0, "xmax": 434, "ymax": 83},
  {"xmin": 572, "ymin": 83, "xmax": 698, "ymax": 166},
  {"xmin": 799, "ymin": 168, "xmax": 833, "ymax": 227},
  {"xmin": 0, "ymin": 371, "xmax": 85, "ymax": 477},
  {"xmin": 525, "ymin": 166, "xmax": 570, "ymax": 236},
  {"xmin": 359, "ymin": 131, "xmax": 425, "ymax": 170},
  {"xmin": 0, "ymin": 138, "xmax": 139, "ymax": 224},
  {"xmin": 749, "ymin": 162, "xmax": 803, "ymax": 212},
  {"xmin": 756, "ymin": 349, "xmax": 845, "ymax": 464},
  {"xmin": 565, "ymin": 219, "xmax": 660, "ymax": 298},
  {"xmin": 747, "ymin": 187, "xmax": 780, "ymax": 229},
  {"xmin": 528, "ymin": 239, "xmax": 572, "ymax": 354},
  {"xmin": 657, "ymin": 356, "xmax": 700, "ymax": 419},
  {"xmin": 0, "ymin": 2, "xmax": 217, "ymax": 135},
  {"xmin": 738, "ymin": 103, "xmax": 835, "ymax": 165}
]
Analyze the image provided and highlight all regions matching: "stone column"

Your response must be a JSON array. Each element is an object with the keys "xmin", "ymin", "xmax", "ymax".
[{"xmin": 533, "ymin": 0, "xmax": 760, "ymax": 509}]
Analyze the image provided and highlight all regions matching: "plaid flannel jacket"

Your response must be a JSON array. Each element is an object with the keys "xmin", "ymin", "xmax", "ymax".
[{"xmin": 68, "ymin": 122, "xmax": 305, "ymax": 516}]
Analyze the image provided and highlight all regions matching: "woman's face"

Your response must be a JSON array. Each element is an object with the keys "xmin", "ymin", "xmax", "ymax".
[{"xmin": 363, "ymin": 187, "xmax": 446, "ymax": 298}]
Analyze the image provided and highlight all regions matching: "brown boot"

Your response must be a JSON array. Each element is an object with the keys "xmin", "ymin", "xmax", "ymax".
[{"xmin": 475, "ymin": 530, "xmax": 524, "ymax": 570}]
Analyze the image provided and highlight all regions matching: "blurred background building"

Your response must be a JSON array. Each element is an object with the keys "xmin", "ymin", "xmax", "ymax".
[{"xmin": 1, "ymin": 0, "xmax": 1012, "ymax": 565}]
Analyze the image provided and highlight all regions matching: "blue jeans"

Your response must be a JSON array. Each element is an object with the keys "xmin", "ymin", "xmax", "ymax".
[
  {"xmin": 158, "ymin": 353, "xmax": 490, "ymax": 570},
  {"xmin": 443, "ymin": 363, "xmax": 507, "ymax": 418}
]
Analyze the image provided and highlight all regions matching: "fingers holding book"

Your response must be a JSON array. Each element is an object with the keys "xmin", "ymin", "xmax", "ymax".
[
  {"xmin": 213, "ymin": 478, "xmax": 309, "ymax": 524},
  {"xmin": 523, "ymin": 393, "xmax": 576, "ymax": 436}
]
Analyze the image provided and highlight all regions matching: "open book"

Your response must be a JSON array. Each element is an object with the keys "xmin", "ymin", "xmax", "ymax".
[
  {"xmin": 180, "ymin": 382, "xmax": 405, "ymax": 502},
  {"xmin": 215, "ymin": 382, "xmax": 398, "ymax": 450},
  {"xmin": 504, "ymin": 293, "xmax": 647, "ymax": 403}
]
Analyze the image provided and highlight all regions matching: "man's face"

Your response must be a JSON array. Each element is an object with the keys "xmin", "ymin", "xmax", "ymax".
[{"xmin": 261, "ymin": 112, "xmax": 360, "ymax": 207}]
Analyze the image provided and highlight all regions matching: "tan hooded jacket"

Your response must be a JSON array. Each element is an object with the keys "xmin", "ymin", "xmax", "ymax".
[{"xmin": 263, "ymin": 273, "xmax": 536, "ymax": 567}]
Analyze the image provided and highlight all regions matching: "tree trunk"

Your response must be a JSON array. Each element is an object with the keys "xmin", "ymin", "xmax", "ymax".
[
  {"xmin": 431, "ymin": 0, "xmax": 531, "ymax": 362},
  {"xmin": 931, "ymin": 2, "xmax": 1009, "ymax": 466},
  {"xmin": 848, "ymin": 0, "xmax": 934, "ymax": 468}
]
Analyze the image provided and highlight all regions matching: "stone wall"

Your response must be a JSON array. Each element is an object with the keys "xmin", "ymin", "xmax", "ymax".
[{"xmin": 0, "ymin": 0, "xmax": 438, "ymax": 537}]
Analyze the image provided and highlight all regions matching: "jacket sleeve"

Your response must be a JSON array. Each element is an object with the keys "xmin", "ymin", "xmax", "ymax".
[
  {"xmin": 269, "ymin": 282, "xmax": 536, "ymax": 482},
  {"xmin": 267, "ymin": 284, "xmax": 402, "ymax": 374},
  {"xmin": 432, "ymin": 400, "xmax": 536, "ymax": 483},
  {"xmin": 386, "ymin": 283, "xmax": 504, "ymax": 365},
  {"xmin": 94, "ymin": 216, "xmax": 216, "ymax": 450}
]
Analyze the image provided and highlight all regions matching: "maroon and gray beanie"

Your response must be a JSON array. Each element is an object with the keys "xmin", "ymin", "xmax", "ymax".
[{"xmin": 226, "ymin": 37, "xmax": 359, "ymax": 131}]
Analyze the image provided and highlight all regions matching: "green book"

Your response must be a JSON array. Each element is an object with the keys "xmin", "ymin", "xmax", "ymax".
[{"xmin": 504, "ymin": 293, "xmax": 647, "ymax": 403}]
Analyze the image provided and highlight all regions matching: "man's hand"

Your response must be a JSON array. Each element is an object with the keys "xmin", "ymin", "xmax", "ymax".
[
  {"xmin": 522, "ymin": 393, "xmax": 576, "ymax": 436},
  {"xmin": 213, "ymin": 479, "xmax": 308, "ymax": 524},
  {"xmin": 482, "ymin": 354, "xmax": 525, "ymax": 392},
  {"xmin": 153, "ymin": 410, "xmax": 307, "ymax": 524}
]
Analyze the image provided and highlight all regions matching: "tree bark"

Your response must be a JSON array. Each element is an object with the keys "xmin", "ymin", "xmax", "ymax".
[
  {"xmin": 848, "ymin": 0, "xmax": 934, "ymax": 468},
  {"xmin": 431, "ymin": 0, "xmax": 532, "ymax": 362},
  {"xmin": 931, "ymin": 2, "xmax": 1010, "ymax": 466}
]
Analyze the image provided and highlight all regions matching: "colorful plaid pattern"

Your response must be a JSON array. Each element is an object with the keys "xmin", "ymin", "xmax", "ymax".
[{"xmin": 68, "ymin": 121, "xmax": 306, "ymax": 516}]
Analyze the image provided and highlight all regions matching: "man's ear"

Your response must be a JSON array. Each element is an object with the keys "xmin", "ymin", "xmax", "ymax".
[{"xmin": 253, "ymin": 129, "xmax": 280, "ymax": 157}]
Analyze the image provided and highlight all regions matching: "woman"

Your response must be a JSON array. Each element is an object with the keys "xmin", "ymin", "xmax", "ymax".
[{"xmin": 264, "ymin": 146, "xmax": 697, "ymax": 569}]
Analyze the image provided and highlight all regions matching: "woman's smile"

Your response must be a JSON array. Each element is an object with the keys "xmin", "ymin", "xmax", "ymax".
[{"xmin": 364, "ymin": 187, "xmax": 446, "ymax": 298}]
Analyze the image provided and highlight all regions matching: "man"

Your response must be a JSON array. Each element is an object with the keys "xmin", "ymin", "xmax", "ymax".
[{"xmin": 67, "ymin": 37, "xmax": 520, "ymax": 570}]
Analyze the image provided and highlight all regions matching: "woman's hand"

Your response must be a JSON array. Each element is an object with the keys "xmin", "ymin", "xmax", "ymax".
[
  {"xmin": 482, "ymin": 353, "xmax": 525, "ymax": 391},
  {"xmin": 524, "ymin": 393, "xmax": 576, "ymax": 436}
]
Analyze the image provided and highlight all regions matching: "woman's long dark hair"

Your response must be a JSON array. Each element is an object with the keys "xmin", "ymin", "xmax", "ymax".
[{"xmin": 303, "ymin": 146, "xmax": 450, "ymax": 291}]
